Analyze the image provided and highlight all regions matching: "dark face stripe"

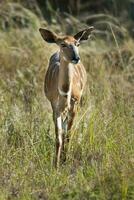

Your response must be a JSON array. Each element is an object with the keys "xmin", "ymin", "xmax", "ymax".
[{"xmin": 70, "ymin": 44, "xmax": 79, "ymax": 60}]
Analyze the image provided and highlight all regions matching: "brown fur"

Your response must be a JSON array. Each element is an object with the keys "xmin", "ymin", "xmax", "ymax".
[{"xmin": 39, "ymin": 27, "xmax": 93, "ymax": 167}]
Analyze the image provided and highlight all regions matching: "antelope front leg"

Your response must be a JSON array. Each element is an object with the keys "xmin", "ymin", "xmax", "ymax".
[
  {"xmin": 55, "ymin": 115, "xmax": 64, "ymax": 168},
  {"xmin": 67, "ymin": 110, "xmax": 75, "ymax": 131}
]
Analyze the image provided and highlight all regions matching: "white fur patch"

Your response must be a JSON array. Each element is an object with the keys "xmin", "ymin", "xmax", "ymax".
[
  {"xmin": 67, "ymin": 64, "xmax": 74, "ymax": 109},
  {"xmin": 75, "ymin": 65, "xmax": 80, "ymax": 77},
  {"xmin": 58, "ymin": 87, "xmax": 69, "ymax": 96},
  {"xmin": 63, "ymin": 56, "xmax": 67, "ymax": 61},
  {"xmin": 67, "ymin": 89, "xmax": 71, "ymax": 110},
  {"xmin": 57, "ymin": 116, "xmax": 62, "ymax": 130}
]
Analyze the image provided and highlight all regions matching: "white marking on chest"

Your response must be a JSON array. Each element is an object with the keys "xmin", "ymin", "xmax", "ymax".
[
  {"xmin": 67, "ymin": 64, "xmax": 74, "ymax": 109},
  {"xmin": 80, "ymin": 66, "xmax": 86, "ymax": 78},
  {"xmin": 58, "ymin": 87, "xmax": 69, "ymax": 96},
  {"xmin": 74, "ymin": 65, "xmax": 80, "ymax": 77}
]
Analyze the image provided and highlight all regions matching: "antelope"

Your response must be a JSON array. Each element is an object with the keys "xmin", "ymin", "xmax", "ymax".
[{"xmin": 39, "ymin": 27, "xmax": 94, "ymax": 167}]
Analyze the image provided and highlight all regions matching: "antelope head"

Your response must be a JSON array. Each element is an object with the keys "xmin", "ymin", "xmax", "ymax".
[{"xmin": 39, "ymin": 27, "xmax": 94, "ymax": 64}]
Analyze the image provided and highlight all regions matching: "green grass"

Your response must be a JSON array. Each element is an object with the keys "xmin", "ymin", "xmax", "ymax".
[{"xmin": 0, "ymin": 6, "xmax": 134, "ymax": 200}]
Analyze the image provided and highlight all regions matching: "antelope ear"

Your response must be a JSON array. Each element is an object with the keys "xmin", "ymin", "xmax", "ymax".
[
  {"xmin": 39, "ymin": 28, "xmax": 58, "ymax": 43},
  {"xmin": 74, "ymin": 26, "xmax": 94, "ymax": 42}
]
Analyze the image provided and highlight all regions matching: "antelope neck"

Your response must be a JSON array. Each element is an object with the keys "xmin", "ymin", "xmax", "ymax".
[{"xmin": 58, "ymin": 57, "xmax": 74, "ymax": 95}]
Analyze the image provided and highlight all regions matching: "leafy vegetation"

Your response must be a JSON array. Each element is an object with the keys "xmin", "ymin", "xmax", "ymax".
[{"xmin": 0, "ymin": 1, "xmax": 134, "ymax": 200}]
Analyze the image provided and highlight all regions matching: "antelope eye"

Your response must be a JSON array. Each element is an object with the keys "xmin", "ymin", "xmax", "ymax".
[
  {"xmin": 61, "ymin": 43, "xmax": 67, "ymax": 48},
  {"xmin": 76, "ymin": 42, "xmax": 80, "ymax": 47}
]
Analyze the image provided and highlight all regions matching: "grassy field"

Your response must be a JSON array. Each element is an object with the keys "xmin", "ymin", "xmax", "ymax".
[{"xmin": 0, "ymin": 3, "xmax": 134, "ymax": 200}]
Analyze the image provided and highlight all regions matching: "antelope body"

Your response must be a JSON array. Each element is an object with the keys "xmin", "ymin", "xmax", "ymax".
[{"xmin": 39, "ymin": 27, "xmax": 93, "ymax": 167}]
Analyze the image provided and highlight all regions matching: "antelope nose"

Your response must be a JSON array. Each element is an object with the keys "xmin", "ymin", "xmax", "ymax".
[
  {"xmin": 72, "ymin": 56, "xmax": 80, "ymax": 64},
  {"xmin": 76, "ymin": 57, "xmax": 80, "ymax": 62}
]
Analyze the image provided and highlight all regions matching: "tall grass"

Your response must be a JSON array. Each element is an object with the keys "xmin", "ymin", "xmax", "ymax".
[{"xmin": 0, "ymin": 3, "xmax": 134, "ymax": 200}]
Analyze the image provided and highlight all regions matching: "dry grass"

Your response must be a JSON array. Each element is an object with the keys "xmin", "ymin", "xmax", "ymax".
[{"xmin": 0, "ymin": 2, "xmax": 134, "ymax": 200}]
